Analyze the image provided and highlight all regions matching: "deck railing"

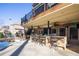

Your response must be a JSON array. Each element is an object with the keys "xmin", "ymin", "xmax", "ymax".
[
  {"xmin": 26, "ymin": 10, "xmax": 33, "ymax": 21},
  {"xmin": 21, "ymin": 3, "xmax": 70, "ymax": 25},
  {"xmin": 21, "ymin": 10, "xmax": 33, "ymax": 24},
  {"xmin": 30, "ymin": 35, "xmax": 67, "ymax": 50}
]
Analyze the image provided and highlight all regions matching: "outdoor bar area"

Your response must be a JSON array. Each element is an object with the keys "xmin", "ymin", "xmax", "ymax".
[
  {"xmin": 29, "ymin": 21, "xmax": 67, "ymax": 50},
  {"xmin": 23, "ymin": 4, "xmax": 79, "ymax": 50}
]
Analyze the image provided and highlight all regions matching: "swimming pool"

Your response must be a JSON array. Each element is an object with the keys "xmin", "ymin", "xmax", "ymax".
[{"xmin": 0, "ymin": 41, "xmax": 9, "ymax": 51}]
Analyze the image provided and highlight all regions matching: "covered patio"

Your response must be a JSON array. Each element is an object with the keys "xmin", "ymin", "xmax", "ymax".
[{"xmin": 24, "ymin": 4, "xmax": 79, "ymax": 51}]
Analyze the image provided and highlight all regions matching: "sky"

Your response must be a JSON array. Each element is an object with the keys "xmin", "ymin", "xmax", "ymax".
[{"xmin": 0, "ymin": 3, "xmax": 32, "ymax": 27}]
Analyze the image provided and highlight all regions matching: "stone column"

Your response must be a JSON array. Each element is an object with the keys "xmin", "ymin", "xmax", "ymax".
[
  {"xmin": 56, "ymin": 27, "xmax": 60, "ymax": 36},
  {"xmin": 65, "ymin": 26, "xmax": 70, "ymax": 45},
  {"xmin": 65, "ymin": 27, "xmax": 67, "ymax": 36},
  {"xmin": 67, "ymin": 26, "xmax": 70, "ymax": 42},
  {"xmin": 46, "ymin": 36, "xmax": 51, "ymax": 47}
]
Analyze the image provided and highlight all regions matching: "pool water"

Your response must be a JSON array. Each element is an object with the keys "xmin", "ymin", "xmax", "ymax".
[{"xmin": 0, "ymin": 41, "xmax": 9, "ymax": 51}]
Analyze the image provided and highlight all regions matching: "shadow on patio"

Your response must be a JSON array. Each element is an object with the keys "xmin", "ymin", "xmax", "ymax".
[
  {"xmin": 10, "ymin": 39, "xmax": 29, "ymax": 56},
  {"xmin": 67, "ymin": 40, "xmax": 79, "ymax": 54}
]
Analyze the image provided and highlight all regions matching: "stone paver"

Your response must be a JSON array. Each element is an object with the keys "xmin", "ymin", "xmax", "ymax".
[
  {"xmin": 19, "ymin": 40, "xmax": 62, "ymax": 56},
  {"xmin": 19, "ymin": 40, "xmax": 79, "ymax": 56}
]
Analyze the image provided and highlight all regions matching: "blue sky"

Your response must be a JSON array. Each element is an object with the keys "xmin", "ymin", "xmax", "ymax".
[{"xmin": 0, "ymin": 3, "xmax": 32, "ymax": 26}]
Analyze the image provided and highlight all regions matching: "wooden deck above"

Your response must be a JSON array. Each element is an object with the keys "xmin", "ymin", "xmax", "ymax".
[{"xmin": 24, "ymin": 4, "xmax": 79, "ymax": 28}]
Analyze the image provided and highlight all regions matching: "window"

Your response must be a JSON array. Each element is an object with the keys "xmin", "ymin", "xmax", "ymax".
[
  {"xmin": 43, "ymin": 27, "xmax": 51, "ymax": 35},
  {"xmin": 52, "ymin": 29, "xmax": 56, "ymax": 33},
  {"xmin": 59, "ymin": 28, "xmax": 65, "ymax": 36}
]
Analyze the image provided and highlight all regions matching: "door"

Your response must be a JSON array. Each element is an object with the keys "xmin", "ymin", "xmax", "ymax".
[
  {"xmin": 70, "ymin": 27, "xmax": 78, "ymax": 40},
  {"xmin": 70, "ymin": 27, "xmax": 78, "ymax": 45}
]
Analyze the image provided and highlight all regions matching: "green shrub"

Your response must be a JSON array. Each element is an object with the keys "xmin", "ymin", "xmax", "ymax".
[
  {"xmin": 0, "ymin": 32, "xmax": 4, "ymax": 38},
  {"xmin": 8, "ymin": 32, "xmax": 13, "ymax": 37}
]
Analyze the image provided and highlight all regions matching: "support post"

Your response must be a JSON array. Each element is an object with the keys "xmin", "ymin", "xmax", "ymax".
[
  {"xmin": 65, "ymin": 26, "xmax": 70, "ymax": 45},
  {"xmin": 46, "ymin": 21, "xmax": 51, "ymax": 47},
  {"xmin": 48, "ymin": 21, "xmax": 50, "ymax": 35}
]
